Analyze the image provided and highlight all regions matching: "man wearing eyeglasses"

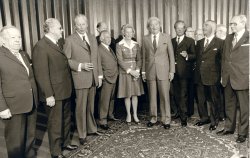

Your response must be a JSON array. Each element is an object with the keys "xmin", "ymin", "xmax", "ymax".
[
  {"xmin": 217, "ymin": 15, "xmax": 249, "ymax": 143},
  {"xmin": 32, "ymin": 18, "xmax": 77, "ymax": 158}
]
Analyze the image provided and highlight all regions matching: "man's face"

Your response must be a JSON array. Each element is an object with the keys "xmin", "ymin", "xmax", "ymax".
[
  {"xmin": 216, "ymin": 27, "xmax": 227, "ymax": 40},
  {"xmin": 186, "ymin": 28, "xmax": 195, "ymax": 39},
  {"xmin": 3, "ymin": 28, "xmax": 22, "ymax": 52},
  {"xmin": 195, "ymin": 30, "xmax": 204, "ymax": 41},
  {"xmin": 149, "ymin": 19, "xmax": 160, "ymax": 35},
  {"xmin": 101, "ymin": 32, "xmax": 111, "ymax": 45},
  {"xmin": 97, "ymin": 23, "xmax": 108, "ymax": 33},
  {"xmin": 51, "ymin": 21, "xmax": 63, "ymax": 40},
  {"xmin": 230, "ymin": 16, "xmax": 245, "ymax": 33},
  {"xmin": 203, "ymin": 22, "xmax": 213, "ymax": 37},
  {"xmin": 75, "ymin": 17, "xmax": 88, "ymax": 34},
  {"xmin": 175, "ymin": 23, "xmax": 186, "ymax": 36}
]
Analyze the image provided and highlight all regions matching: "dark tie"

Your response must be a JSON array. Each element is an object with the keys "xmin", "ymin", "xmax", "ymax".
[
  {"xmin": 177, "ymin": 37, "xmax": 180, "ymax": 45},
  {"xmin": 232, "ymin": 34, "xmax": 237, "ymax": 48},
  {"xmin": 83, "ymin": 36, "xmax": 91, "ymax": 51},
  {"xmin": 204, "ymin": 39, "xmax": 209, "ymax": 50},
  {"xmin": 153, "ymin": 35, "xmax": 157, "ymax": 52}
]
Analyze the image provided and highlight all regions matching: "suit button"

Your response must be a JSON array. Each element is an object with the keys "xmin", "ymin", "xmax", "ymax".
[{"xmin": 202, "ymin": 61, "xmax": 204, "ymax": 63}]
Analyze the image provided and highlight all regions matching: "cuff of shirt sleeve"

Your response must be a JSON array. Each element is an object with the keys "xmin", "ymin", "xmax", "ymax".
[
  {"xmin": 136, "ymin": 69, "xmax": 140, "ymax": 73},
  {"xmin": 78, "ymin": 63, "xmax": 82, "ymax": 72},
  {"xmin": 127, "ymin": 69, "xmax": 132, "ymax": 74},
  {"xmin": 142, "ymin": 72, "xmax": 146, "ymax": 74},
  {"xmin": 98, "ymin": 76, "xmax": 103, "ymax": 79},
  {"xmin": 185, "ymin": 55, "xmax": 188, "ymax": 61}
]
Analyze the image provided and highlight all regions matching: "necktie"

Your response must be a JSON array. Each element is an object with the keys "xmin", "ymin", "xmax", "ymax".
[
  {"xmin": 13, "ymin": 52, "xmax": 22, "ymax": 62},
  {"xmin": 13, "ymin": 52, "xmax": 29, "ymax": 75},
  {"xmin": 232, "ymin": 34, "xmax": 237, "ymax": 48},
  {"xmin": 83, "ymin": 36, "xmax": 91, "ymax": 51},
  {"xmin": 153, "ymin": 35, "xmax": 157, "ymax": 52},
  {"xmin": 204, "ymin": 39, "xmax": 209, "ymax": 50},
  {"xmin": 177, "ymin": 37, "xmax": 180, "ymax": 44}
]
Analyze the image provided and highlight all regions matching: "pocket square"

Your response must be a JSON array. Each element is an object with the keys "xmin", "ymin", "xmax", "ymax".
[
  {"xmin": 213, "ymin": 48, "xmax": 218, "ymax": 50},
  {"xmin": 241, "ymin": 44, "xmax": 250, "ymax": 46}
]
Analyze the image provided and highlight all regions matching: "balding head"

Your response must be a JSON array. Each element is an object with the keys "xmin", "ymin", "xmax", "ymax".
[
  {"xmin": 230, "ymin": 14, "xmax": 247, "ymax": 33},
  {"xmin": 216, "ymin": 24, "xmax": 227, "ymax": 40}
]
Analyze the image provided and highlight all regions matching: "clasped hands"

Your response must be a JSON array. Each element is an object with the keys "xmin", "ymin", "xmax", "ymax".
[{"xmin": 129, "ymin": 70, "xmax": 140, "ymax": 79}]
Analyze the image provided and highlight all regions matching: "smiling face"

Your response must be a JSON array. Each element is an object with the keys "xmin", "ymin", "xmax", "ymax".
[
  {"xmin": 100, "ymin": 32, "xmax": 111, "ymax": 45},
  {"xmin": 75, "ymin": 16, "xmax": 88, "ymax": 34},
  {"xmin": 50, "ymin": 20, "xmax": 63, "ymax": 40},
  {"xmin": 148, "ymin": 19, "xmax": 161, "ymax": 35},
  {"xmin": 2, "ymin": 27, "xmax": 22, "ymax": 52},
  {"xmin": 175, "ymin": 22, "xmax": 186, "ymax": 37},
  {"xmin": 123, "ymin": 27, "xmax": 134, "ymax": 40}
]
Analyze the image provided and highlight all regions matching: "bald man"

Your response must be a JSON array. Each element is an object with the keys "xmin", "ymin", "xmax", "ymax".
[
  {"xmin": 194, "ymin": 20, "xmax": 223, "ymax": 131},
  {"xmin": 0, "ymin": 26, "xmax": 38, "ymax": 158},
  {"xmin": 218, "ymin": 15, "xmax": 249, "ymax": 143},
  {"xmin": 216, "ymin": 24, "xmax": 227, "ymax": 40}
]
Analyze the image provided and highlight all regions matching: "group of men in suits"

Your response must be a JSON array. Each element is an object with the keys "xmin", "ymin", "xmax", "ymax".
[{"xmin": 0, "ymin": 13, "xmax": 248, "ymax": 158}]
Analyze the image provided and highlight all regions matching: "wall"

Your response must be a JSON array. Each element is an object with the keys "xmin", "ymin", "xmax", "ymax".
[{"xmin": 0, "ymin": 0, "xmax": 249, "ymax": 55}]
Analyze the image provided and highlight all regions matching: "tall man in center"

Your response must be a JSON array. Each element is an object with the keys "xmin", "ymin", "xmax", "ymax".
[
  {"xmin": 64, "ymin": 14, "xmax": 103, "ymax": 145},
  {"xmin": 142, "ymin": 17, "xmax": 175, "ymax": 129}
]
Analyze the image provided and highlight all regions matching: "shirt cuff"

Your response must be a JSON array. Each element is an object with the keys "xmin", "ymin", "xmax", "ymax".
[
  {"xmin": 142, "ymin": 72, "xmax": 146, "ymax": 74},
  {"xmin": 78, "ymin": 63, "xmax": 82, "ymax": 72},
  {"xmin": 136, "ymin": 69, "xmax": 140, "ymax": 73},
  {"xmin": 98, "ymin": 76, "xmax": 103, "ymax": 79},
  {"xmin": 185, "ymin": 54, "xmax": 188, "ymax": 61},
  {"xmin": 126, "ymin": 69, "xmax": 132, "ymax": 74}
]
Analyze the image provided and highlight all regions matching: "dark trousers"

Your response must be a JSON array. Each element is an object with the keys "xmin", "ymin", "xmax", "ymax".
[
  {"xmin": 3, "ymin": 107, "xmax": 37, "ymax": 158},
  {"xmin": 187, "ymin": 76, "xmax": 195, "ymax": 116},
  {"xmin": 197, "ymin": 82, "xmax": 221, "ymax": 125},
  {"xmin": 44, "ymin": 99, "xmax": 71, "ymax": 156},
  {"xmin": 172, "ymin": 76, "xmax": 188, "ymax": 122},
  {"xmin": 224, "ymin": 82, "xmax": 249, "ymax": 136}
]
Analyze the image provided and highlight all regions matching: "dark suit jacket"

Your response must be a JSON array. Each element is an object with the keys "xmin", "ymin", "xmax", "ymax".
[
  {"xmin": 96, "ymin": 35, "xmax": 116, "ymax": 53},
  {"xmin": 0, "ymin": 47, "xmax": 38, "ymax": 114},
  {"xmin": 32, "ymin": 37, "xmax": 72, "ymax": 102},
  {"xmin": 64, "ymin": 33, "xmax": 103, "ymax": 89},
  {"xmin": 221, "ymin": 31, "xmax": 249, "ymax": 90},
  {"xmin": 98, "ymin": 44, "xmax": 118, "ymax": 84},
  {"xmin": 171, "ymin": 36, "xmax": 196, "ymax": 79},
  {"xmin": 194, "ymin": 37, "xmax": 223, "ymax": 85},
  {"xmin": 142, "ymin": 33, "xmax": 175, "ymax": 80}
]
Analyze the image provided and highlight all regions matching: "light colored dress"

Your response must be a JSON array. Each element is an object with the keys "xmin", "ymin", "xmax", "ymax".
[{"xmin": 116, "ymin": 39, "xmax": 144, "ymax": 98}]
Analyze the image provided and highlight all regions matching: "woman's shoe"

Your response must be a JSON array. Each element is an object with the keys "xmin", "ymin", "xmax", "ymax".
[{"xmin": 133, "ymin": 115, "xmax": 140, "ymax": 124}]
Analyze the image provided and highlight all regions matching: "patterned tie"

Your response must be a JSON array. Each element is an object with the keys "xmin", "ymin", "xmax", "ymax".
[
  {"xmin": 153, "ymin": 35, "xmax": 157, "ymax": 52},
  {"xmin": 83, "ymin": 36, "xmax": 91, "ymax": 51},
  {"xmin": 232, "ymin": 34, "xmax": 237, "ymax": 48},
  {"xmin": 204, "ymin": 39, "xmax": 209, "ymax": 50}
]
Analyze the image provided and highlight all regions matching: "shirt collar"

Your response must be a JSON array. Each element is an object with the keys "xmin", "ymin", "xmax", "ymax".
[
  {"xmin": 101, "ymin": 43, "xmax": 110, "ymax": 50},
  {"xmin": 176, "ymin": 35, "xmax": 185, "ymax": 42},
  {"xmin": 205, "ymin": 34, "xmax": 215, "ymax": 43},
  {"xmin": 45, "ymin": 34, "xmax": 57, "ymax": 45},
  {"xmin": 118, "ymin": 39, "xmax": 137, "ymax": 49},
  {"xmin": 151, "ymin": 32, "xmax": 160, "ymax": 39},
  {"xmin": 235, "ymin": 29, "xmax": 245, "ymax": 40}
]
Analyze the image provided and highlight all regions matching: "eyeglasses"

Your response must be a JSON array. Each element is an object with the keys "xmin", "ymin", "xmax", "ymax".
[{"xmin": 229, "ymin": 23, "xmax": 237, "ymax": 26}]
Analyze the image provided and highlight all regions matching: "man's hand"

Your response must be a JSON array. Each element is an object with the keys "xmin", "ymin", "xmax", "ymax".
[
  {"xmin": 0, "ymin": 109, "xmax": 12, "ymax": 119},
  {"xmin": 169, "ymin": 72, "xmax": 174, "ymax": 81},
  {"xmin": 81, "ymin": 63, "xmax": 94, "ymax": 71},
  {"xmin": 98, "ymin": 78, "xmax": 102, "ymax": 88},
  {"xmin": 46, "ymin": 96, "xmax": 55, "ymax": 107},
  {"xmin": 142, "ymin": 73, "xmax": 146, "ymax": 82},
  {"xmin": 180, "ymin": 51, "xmax": 188, "ymax": 58}
]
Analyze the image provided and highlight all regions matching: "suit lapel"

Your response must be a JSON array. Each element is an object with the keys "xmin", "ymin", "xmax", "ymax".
[
  {"xmin": 172, "ymin": 37, "xmax": 177, "ymax": 50},
  {"xmin": 146, "ymin": 35, "xmax": 154, "ymax": 51},
  {"xmin": 3, "ymin": 47, "xmax": 23, "ymax": 66},
  {"xmin": 73, "ymin": 33, "xmax": 90, "ymax": 51},
  {"xmin": 101, "ymin": 44, "xmax": 117, "ymax": 60},
  {"xmin": 203, "ymin": 37, "xmax": 216, "ymax": 53},
  {"xmin": 177, "ymin": 36, "xmax": 186, "ymax": 48},
  {"xmin": 157, "ymin": 33, "xmax": 164, "ymax": 48},
  {"xmin": 44, "ymin": 37, "xmax": 63, "ymax": 53},
  {"xmin": 233, "ymin": 31, "xmax": 249, "ymax": 50}
]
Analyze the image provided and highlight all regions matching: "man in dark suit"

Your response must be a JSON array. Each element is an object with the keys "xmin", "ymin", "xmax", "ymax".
[
  {"xmin": 194, "ymin": 20, "xmax": 223, "ymax": 131},
  {"xmin": 171, "ymin": 20, "xmax": 196, "ymax": 126},
  {"xmin": 96, "ymin": 22, "xmax": 116, "ymax": 53},
  {"xmin": 64, "ymin": 14, "xmax": 103, "ymax": 145},
  {"xmin": 98, "ymin": 30, "xmax": 119, "ymax": 130},
  {"xmin": 32, "ymin": 18, "xmax": 77, "ymax": 158},
  {"xmin": 0, "ymin": 26, "xmax": 38, "ymax": 158},
  {"xmin": 142, "ymin": 17, "xmax": 175, "ymax": 129},
  {"xmin": 217, "ymin": 15, "xmax": 249, "ymax": 143}
]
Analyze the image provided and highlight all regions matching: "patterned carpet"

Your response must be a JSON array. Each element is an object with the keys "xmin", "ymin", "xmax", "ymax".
[
  {"xmin": 0, "ymin": 106, "xmax": 249, "ymax": 158},
  {"xmin": 66, "ymin": 115, "xmax": 249, "ymax": 158}
]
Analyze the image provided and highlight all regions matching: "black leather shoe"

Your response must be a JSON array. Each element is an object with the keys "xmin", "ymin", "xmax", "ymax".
[
  {"xmin": 194, "ymin": 120, "xmax": 211, "ymax": 126},
  {"xmin": 63, "ymin": 144, "xmax": 78, "ymax": 151},
  {"xmin": 79, "ymin": 138, "xmax": 87, "ymax": 145},
  {"xmin": 163, "ymin": 124, "xmax": 170, "ymax": 129},
  {"xmin": 209, "ymin": 125, "xmax": 217, "ymax": 131},
  {"xmin": 219, "ymin": 117, "xmax": 225, "ymax": 121},
  {"xmin": 236, "ymin": 135, "xmax": 246, "ymax": 143},
  {"xmin": 100, "ymin": 124, "xmax": 109, "ymax": 130},
  {"xmin": 181, "ymin": 121, "xmax": 187, "ymax": 127},
  {"xmin": 216, "ymin": 129, "xmax": 234, "ymax": 136},
  {"xmin": 52, "ymin": 154, "xmax": 66, "ymax": 158},
  {"xmin": 147, "ymin": 122, "xmax": 156, "ymax": 127},
  {"xmin": 88, "ymin": 131, "xmax": 104, "ymax": 136},
  {"xmin": 171, "ymin": 114, "xmax": 180, "ymax": 119}
]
